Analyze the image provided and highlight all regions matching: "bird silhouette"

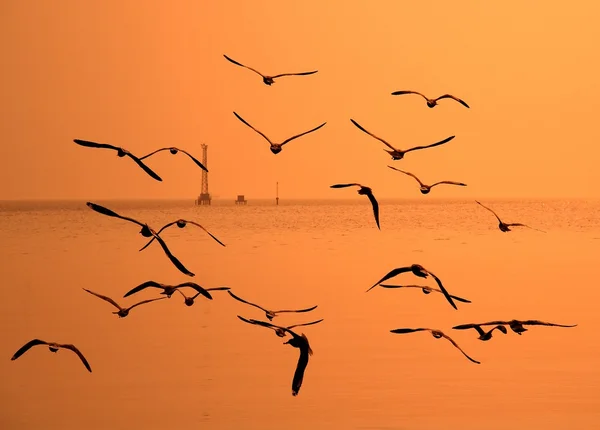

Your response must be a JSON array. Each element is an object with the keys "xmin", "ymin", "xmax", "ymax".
[
  {"xmin": 453, "ymin": 319, "xmax": 577, "ymax": 336},
  {"xmin": 83, "ymin": 288, "xmax": 166, "ymax": 317},
  {"xmin": 176, "ymin": 286, "xmax": 231, "ymax": 307},
  {"xmin": 138, "ymin": 219, "xmax": 225, "ymax": 251},
  {"xmin": 388, "ymin": 166, "xmax": 467, "ymax": 195},
  {"xmin": 475, "ymin": 200, "xmax": 546, "ymax": 233},
  {"xmin": 224, "ymin": 54, "xmax": 318, "ymax": 86},
  {"xmin": 227, "ymin": 291, "xmax": 317, "ymax": 321},
  {"xmin": 390, "ymin": 328, "xmax": 480, "ymax": 364},
  {"xmin": 330, "ymin": 183, "xmax": 380, "ymax": 229},
  {"xmin": 139, "ymin": 147, "xmax": 208, "ymax": 172},
  {"xmin": 11, "ymin": 339, "xmax": 92, "ymax": 372},
  {"xmin": 124, "ymin": 281, "xmax": 214, "ymax": 300},
  {"xmin": 377, "ymin": 284, "xmax": 471, "ymax": 304},
  {"xmin": 391, "ymin": 90, "xmax": 470, "ymax": 108}
]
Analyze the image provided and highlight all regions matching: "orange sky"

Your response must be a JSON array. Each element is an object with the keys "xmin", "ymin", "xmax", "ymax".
[{"xmin": 1, "ymin": 1, "xmax": 599, "ymax": 200}]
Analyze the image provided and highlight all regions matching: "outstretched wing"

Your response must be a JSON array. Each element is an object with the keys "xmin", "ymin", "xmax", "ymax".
[
  {"xmin": 330, "ymin": 183, "xmax": 361, "ymax": 189},
  {"xmin": 287, "ymin": 319, "xmax": 324, "ymax": 330},
  {"xmin": 506, "ymin": 223, "xmax": 547, "ymax": 233},
  {"xmin": 73, "ymin": 139, "xmax": 120, "ymax": 151},
  {"xmin": 366, "ymin": 192, "xmax": 381, "ymax": 230},
  {"xmin": 233, "ymin": 112, "xmax": 274, "ymax": 145},
  {"xmin": 86, "ymin": 202, "xmax": 147, "ymax": 229},
  {"xmin": 475, "ymin": 200, "xmax": 503, "ymax": 223},
  {"xmin": 137, "ymin": 147, "xmax": 169, "ymax": 160},
  {"xmin": 366, "ymin": 267, "xmax": 413, "ymax": 292},
  {"xmin": 83, "ymin": 288, "xmax": 122, "ymax": 311},
  {"xmin": 431, "ymin": 181, "xmax": 467, "ymax": 188},
  {"xmin": 350, "ymin": 119, "xmax": 397, "ymax": 151},
  {"xmin": 11, "ymin": 339, "xmax": 48, "ymax": 361},
  {"xmin": 453, "ymin": 321, "xmax": 509, "ymax": 329},
  {"xmin": 440, "ymin": 332, "xmax": 480, "ymax": 364},
  {"xmin": 176, "ymin": 282, "xmax": 212, "ymax": 300},
  {"xmin": 390, "ymin": 328, "xmax": 428, "ymax": 334},
  {"xmin": 404, "ymin": 135, "xmax": 455, "ymax": 154},
  {"xmin": 123, "ymin": 280, "xmax": 165, "ymax": 298},
  {"xmin": 291, "ymin": 338, "xmax": 310, "ymax": 396},
  {"xmin": 124, "ymin": 152, "xmax": 163, "ymax": 181},
  {"xmin": 435, "ymin": 94, "xmax": 470, "ymax": 108},
  {"xmin": 390, "ymin": 90, "xmax": 428, "ymax": 100},
  {"xmin": 426, "ymin": 271, "xmax": 458, "ymax": 310},
  {"xmin": 387, "ymin": 166, "xmax": 424, "ymax": 186},
  {"xmin": 273, "ymin": 305, "xmax": 318, "ymax": 314},
  {"xmin": 127, "ymin": 297, "xmax": 167, "ymax": 311},
  {"xmin": 150, "ymin": 232, "xmax": 195, "ymax": 277},
  {"xmin": 520, "ymin": 320, "xmax": 577, "ymax": 328},
  {"xmin": 280, "ymin": 122, "xmax": 327, "ymax": 146},
  {"xmin": 223, "ymin": 54, "xmax": 265, "ymax": 77},
  {"xmin": 176, "ymin": 148, "xmax": 208, "ymax": 172},
  {"xmin": 271, "ymin": 70, "xmax": 318, "ymax": 79},
  {"xmin": 227, "ymin": 291, "xmax": 270, "ymax": 313},
  {"xmin": 185, "ymin": 221, "xmax": 226, "ymax": 247},
  {"xmin": 59, "ymin": 344, "xmax": 93, "ymax": 372}
]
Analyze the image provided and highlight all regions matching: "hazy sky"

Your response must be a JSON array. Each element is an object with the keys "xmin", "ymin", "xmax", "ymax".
[{"xmin": 1, "ymin": 1, "xmax": 599, "ymax": 200}]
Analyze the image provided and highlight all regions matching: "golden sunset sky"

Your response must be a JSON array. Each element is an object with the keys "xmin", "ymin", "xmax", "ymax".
[{"xmin": 1, "ymin": 1, "xmax": 598, "ymax": 200}]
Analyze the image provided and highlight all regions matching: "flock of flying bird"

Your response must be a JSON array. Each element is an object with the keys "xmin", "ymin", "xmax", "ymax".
[{"xmin": 10, "ymin": 54, "xmax": 577, "ymax": 397}]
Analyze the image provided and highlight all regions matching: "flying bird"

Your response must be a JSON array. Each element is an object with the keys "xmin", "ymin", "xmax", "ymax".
[
  {"xmin": 176, "ymin": 286, "xmax": 231, "ymax": 307},
  {"xmin": 223, "ymin": 54, "xmax": 318, "ymax": 86},
  {"xmin": 233, "ymin": 112, "xmax": 326, "ymax": 154},
  {"xmin": 139, "ymin": 219, "xmax": 226, "ymax": 251},
  {"xmin": 387, "ymin": 166, "xmax": 467, "ymax": 195},
  {"xmin": 11, "ymin": 339, "xmax": 92, "ymax": 372},
  {"xmin": 390, "ymin": 90, "xmax": 470, "ymax": 108},
  {"xmin": 453, "ymin": 319, "xmax": 577, "ymax": 336},
  {"xmin": 377, "ymin": 284, "xmax": 471, "ymax": 304},
  {"xmin": 447, "ymin": 323, "xmax": 507, "ymax": 341},
  {"xmin": 239, "ymin": 318, "xmax": 313, "ymax": 396},
  {"xmin": 237, "ymin": 315, "xmax": 324, "ymax": 338},
  {"xmin": 475, "ymin": 200, "xmax": 546, "ymax": 233},
  {"xmin": 86, "ymin": 202, "xmax": 195, "ymax": 277},
  {"xmin": 124, "ymin": 281, "xmax": 214, "ymax": 300},
  {"xmin": 83, "ymin": 288, "xmax": 166, "ymax": 317},
  {"xmin": 73, "ymin": 139, "xmax": 162, "ymax": 181},
  {"xmin": 350, "ymin": 119, "xmax": 454, "ymax": 161},
  {"xmin": 367, "ymin": 264, "xmax": 457, "ymax": 310},
  {"xmin": 390, "ymin": 328, "xmax": 480, "ymax": 364},
  {"xmin": 227, "ymin": 291, "xmax": 317, "ymax": 321},
  {"xmin": 330, "ymin": 183, "xmax": 380, "ymax": 229},
  {"xmin": 139, "ymin": 147, "xmax": 208, "ymax": 172}
]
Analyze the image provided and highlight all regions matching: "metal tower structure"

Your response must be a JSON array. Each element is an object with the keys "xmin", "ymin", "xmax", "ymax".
[{"xmin": 196, "ymin": 144, "xmax": 211, "ymax": 205}]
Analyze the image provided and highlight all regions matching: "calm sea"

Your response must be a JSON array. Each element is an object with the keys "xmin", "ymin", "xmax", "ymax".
[{"xmin": 1, "ymin": 198, "xmax": 599, "ymax": 430}]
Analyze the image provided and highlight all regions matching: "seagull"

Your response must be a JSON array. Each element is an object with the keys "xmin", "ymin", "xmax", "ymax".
[
  {"xmin": 124, "ymin": 281, "xmax": 214, "ymax": 300},
  {"xmin": 11, "ymin": 339, "xmax": 92, "ymax": 372},
  {"xmin": 237, "ymin": 315, "xmax": 324, "ymax": 337},
  {"xmin": 390, "ymin": 328, "xmax": 480, "ymax": 364},
  {"xmin": 475, "ymin": 200, "xmax": 546, "ymax": 233},
  {"xmin": 330, "ymin": 183, "xmax": 380, "ymax": 229},
  {"xmin": 387, "ymin": 166, "xmax": 467, "ymax": 195},
  {"xmin": 86, "ymin": 202, "xmax": 195, "ymax": 277},
  {"xmin": 223, "ymin": 54, "xmax": 318, "ymax": 86},
  {"xmin": 83, "ymin": 288, "xmax": 166, "ymax": 317},
  {"xmin": 390, "ymin": 90, "xmax": 470, "ymax": 108},
  {"xmin": 237, "ymin": 318, "xmax": 313, "ymax": 396},
  {"xmin": 367, "ymin": 264, "xmax": 458, "ymax": 310},
  {"xmin": 227, "ymin": 290, "xmax": 317, "ymax": 321},
  {"xmin": 453, "ymin": 319, "xmax": 577, "ymax": 336},
  {"xmin": 176, "ymin": 286, "xmax": 231, "ymax": 307},
  {"xmin": 73, "ymin": 139, "xmax": 162, "ymax": 181},
  {"xmin": 139, "ymin": 147, "xmax": 208, "ymax": 172},
  {"xmin": 377, "ymin": 284, "xmax": 471, "ymax": 304},
  {"xmin": 350, "ymin": 119, "xmax": 454, "ymax": 161},
  {"xmin": 139, "ymin": 219, "xmax": 226, "ymax": 251},
  {"xmin": 447, "ymin": 323, "xmax": 507, "ymax": 341},
  {"xmin": 233, "ymin": 112, "xmax": 326, "ymax": 155}
]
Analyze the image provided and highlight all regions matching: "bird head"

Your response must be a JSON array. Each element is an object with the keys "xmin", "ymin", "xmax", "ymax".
[{"xmin": 270, "ymin": 145, "xmax": 282, "ymax": 154}]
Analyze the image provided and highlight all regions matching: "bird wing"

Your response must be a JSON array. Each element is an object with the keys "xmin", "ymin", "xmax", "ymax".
[
  {"xmin": 11, "ymin": 339, "xmax": 48, "ymax": 361},
  {"xmin": 390, "ymin": 90, "xmax": 428, "ymax": 100},
  {"xmin": 176, "ymin": 282, "xmax": 212, "ymax": 300},
  {"xmin": 137, "ymin": 147, "xmax": 170, "ymax": 160},
  {"xmin": 86, "ymin": 202, "xmax": 147, "ymax": 229},
  {"xmin": 82, "ymin": 288, "xmax": 122, "ymax": 310},
  {"xmin": 176, "ymin": 148, "xmax": 208, "ymax": 172},
  {"xmin": 475, "ymin": 200, "xmax": 503, "ymax": 223},
  {"xmin": 206, "ymin": 286, "xmax": 231, "ymax": 292},
  {"xmin": 227, "ymin": 291, "xmax": 270, "ymax": 313},
  {"xmin": 366, "ymin": 267, "xmax": 413, "ymax": 292},
  {"xmin": 430, "ymin": 181, "xmax": 467, "ymax": 188},
  {"xmin": 350, "ymin": 119, "xmax": 397, "ymax": 151},
  {"xmin": 270, "ymin": 70, "xmax": 318, "ymax": 79},
  {"xmin": 292, "ymin": 340, "xmax": 310, "ymax": 396},
  {"xmin": 434, "ymin": 94, "xmax": 470, "ymax": 108},
  {"xmin": 185, "ymin": 221, "xmax": 226, "ymax": 247},
  {"xmin": 378, "ymin": 284, "xmax": 471, "ymax": 303},
  {"xmin": 330, "ymin": 183, "xmax": 362, "ymax": 189},
  {"xmin": 223, "ymin": 54, "xmax": 265, "ymax": 77},
  {"xmin": 123, "ymin": 280, "xmax": 165, "ymax": 298},
  {"xmin": 73, "ymin": 139, "xmax": 120, "ymax": 151},
  {"xmin": 280, "ymin": 122, "xmax": 327, "ymax": 146},
  {"xmin": 439, "ymin": 332, "xmax": 481, "ymax": 364},
  {"xmin": 123, "ymin": 152, "xmax": 163, "ymax": 181},
  {"xmin": 390, "ymin": 328, "xmax": 428, "ymax": 334},
  {"xmin": 233, "ymin": 112, "xmax": 274, "ymax": 145},
  {"xmin": 138, "ymin": 221, "xmax": 179, "ymax": 251},
  {"xmin": 126, "ymin": 297, "xmax": 167, "ymax": 311},
  {"xmin": 404, "ymin": 135, "xmax": 455, "ymax": 153},
  {"xmin": 150, "ymin": 231, "xmax": 195, "ymax": 277},
  {"xmin": 287, "ymin": 319, "xmax": 324, "ymax": 330},
  {"xmin": 506, "ymin": 223, "xmax": 547, "ymax": 233},
  {"xmin": 58, "ymin": 344, "xmax": 93, "ymax": 372},
  {"xmin": 454, "ymin": 321, "xmax": 509, "ymax": 329},
  {"xmin": 273, "ymin": 305, "xmax": 318, "ymax": 314},
  {"xmin": 236, "ymin": 315, "xmax": 275, "ymax": 330},
  {"xmin": 366, "ymin": 191, "xmax": 381, "ymax": 230},
  {"xmin": 426, "ymin": 271, "xmax": 458, "ymax": 310},
  {"xmin": 387, "ymin": 166, "xmax": 425, "ymax": 186},
  {"xmin": 520, "ymin": 320, "xmax": 577, "ymax": 328}
]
